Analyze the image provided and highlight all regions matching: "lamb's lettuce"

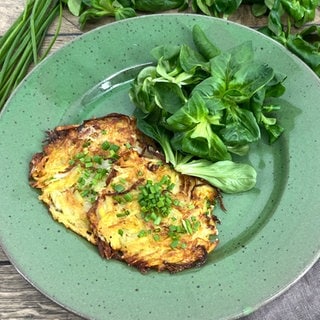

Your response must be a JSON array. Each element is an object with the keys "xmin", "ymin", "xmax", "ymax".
[
  {"xmin": 129, "ymin": 25, "xmax": 287, "ymax": 193},
  {"xmin": 134, "ymin": 112, "xmax": 257, "ymax": 193},
  {"xmin": 166, "ymin": 92, "xmax": 230, "ymax": 162}
]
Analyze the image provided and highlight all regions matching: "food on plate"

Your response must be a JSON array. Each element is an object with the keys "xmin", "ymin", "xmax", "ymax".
[
  {"xmin": 29, "ymin": 25, "xmax": 288, "ymax": 273},
  {"xmin": 88, "ymin": 148, "xmax": 218, "ymax": 273},
  {"xmin": 29, "ymin": 113, "xmax": 219, "ymax": 273},
  {"xmin": 29, "ymin": 114, "xmax": 155, "ymax": 244}
]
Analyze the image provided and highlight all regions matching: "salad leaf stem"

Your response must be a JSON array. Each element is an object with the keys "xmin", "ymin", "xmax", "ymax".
[
  {"xmin": 175, "ymin": 159, "xmax": 257, "ymax": 194},
  {"xmin": 135, "ymin": 114, "xmax": 257, "ymax": 193}
]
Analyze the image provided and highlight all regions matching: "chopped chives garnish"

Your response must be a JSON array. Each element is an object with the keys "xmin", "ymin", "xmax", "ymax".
[
  {"xmin": 182, "ymin": 219, "xmax": 193, "ymax": 235},
  {"xmin": 138, "ymin": 175, "xmax": 175, "ymax": 225},
  {"xmin": 70, "ymin": 147, "xmax": 110, "ymax": 201},
  {"xmin": 170, "ymin": 239, "xmax": 179, "ymax": 248},
  {"xmin": 180, "ymin": 243, "xmax": 187, "ymax": 249},
  {"xmin": 137, "ymin": 230, "xmax": 150, "ymax": 238},
  {"xmin": 123, "ymin": 193, "xmax": 133, "ymax": 202},
  {"xmin": 116, "ymin": 210, "xmax": 130, "ymax": 218},
  {"xmin": 112, "ymin": 183, "xmax": 126, "ymax": 193},
  {"xmin": 101, "ymin": 141, "xmax": 110, "ymax": 150},
  {"xmin": 109, "ymin": 144, "xmax": 120, "ymax": 152},
  {"xmin": 75, "ymin": 152, "xmax": 85, "ymax": 159},
  {"xmin": 153, "ymin": 234, "xmax": 160, "ymax": 241},
  {"xmin": 93, "ymin": 155, "xmax": 102, "ymax": 164},
  {"xmin": 82, "ymin": 140, "xmax": 91, "ymax": 148}
]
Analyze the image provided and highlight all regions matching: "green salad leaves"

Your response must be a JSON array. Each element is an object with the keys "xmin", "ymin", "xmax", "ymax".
[
  {"xmin": 130, "ymin": 25, "xmax": 287, "ymax": 194},
  {"xmin": 69, "ymin": 0, "xmax": 320, "ymax": 75}
]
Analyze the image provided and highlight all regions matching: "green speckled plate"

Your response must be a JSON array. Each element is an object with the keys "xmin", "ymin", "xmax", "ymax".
[{"xmin": 0, "ymin": 14, "xmax": 319, "ymax": 320}]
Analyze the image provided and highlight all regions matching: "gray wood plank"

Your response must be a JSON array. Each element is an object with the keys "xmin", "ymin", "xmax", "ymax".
[
  {"xmin": 0, "ymin": 246, "xmax": 8, "ymax": 262},
  {"xmin": 0, "ymin": 262, "xmax": 84, "ymax": 319}
]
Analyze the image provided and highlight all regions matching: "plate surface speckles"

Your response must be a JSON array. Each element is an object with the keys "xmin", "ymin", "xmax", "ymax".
[{"xmin": 0, "ymin": 14, "xmax": 320, "ymax": 320}]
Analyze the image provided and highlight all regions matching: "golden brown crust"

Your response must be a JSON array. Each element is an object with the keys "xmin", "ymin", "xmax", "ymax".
[
  {"xmin": 29, "ymin": 113, "xmax": 219, "ymax": 273},
  {"xmin": 29, "ymin": 114, "xmax": 156, "ymax": 244},
  {"xmin": 88, "ymin": 149, "xmax": 219, "ymax": 273}
]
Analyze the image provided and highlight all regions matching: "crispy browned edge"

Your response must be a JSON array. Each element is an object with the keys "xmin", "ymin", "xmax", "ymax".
[
  {"xmin": 29, "ymin": 113, "xmax": 155, "ymax": 184},
  {"xmin": 28, "ymin": 113, "xmax": 221, "ymax": 274},
  {"xmin": 88, "ymin": 175, "xmax": 220, "ymax": 274}
]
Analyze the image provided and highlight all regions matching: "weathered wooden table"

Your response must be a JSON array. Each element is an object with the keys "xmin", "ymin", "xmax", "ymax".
[{"xmin": 1, "ymin": 1, "xmax": 320, "ymax": 319}]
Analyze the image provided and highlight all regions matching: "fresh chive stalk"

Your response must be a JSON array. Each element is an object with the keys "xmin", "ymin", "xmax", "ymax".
[{"xmin": 0, "ymin": 0, "xmax": 62, "ymax": 111}]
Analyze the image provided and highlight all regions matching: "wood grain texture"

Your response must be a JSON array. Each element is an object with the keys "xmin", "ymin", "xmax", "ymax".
[
  {"xmin": 1, "ymin": 1, "xmax": 320, "ymax": 319},
  {"xmin": 0, "ymin": 264, "xmax": 83, "ymax": 320},
  {"xmin": 0, "ymin": 247, "xmax": 8, "ymax": 262},
  {"xmin": 0, "ymin": 1, "xmax": 24, "ymax": 34},
  {"xmin": 0, "ymin": 247, "xmax": 81, "ymax": 320}
]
